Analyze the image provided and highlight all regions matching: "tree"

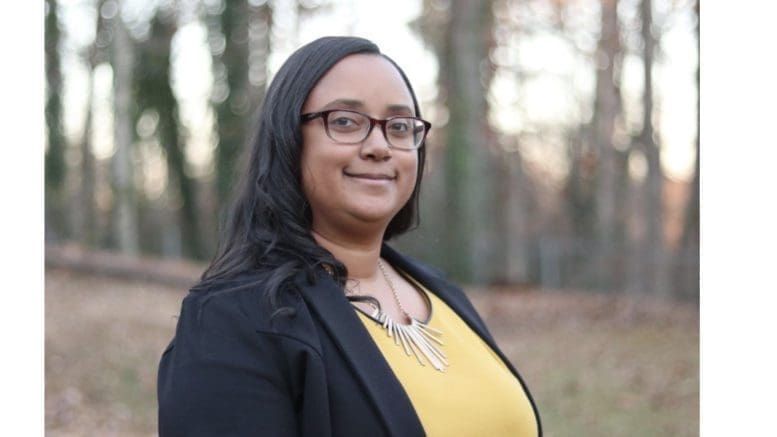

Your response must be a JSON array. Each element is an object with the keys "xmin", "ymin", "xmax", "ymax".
[
  {"xmin": 71, "ymin": 0, "xmax": 109, "ymax": 248},
  {"xmin": 110, "ymin": 7, "xmax": 140, "ymax": 255},
  {"xmin": 45, "ymin": 0, "xmax": 67, "ymax": 241},
  {"xmin": 568, "ymin": 0, "xmax": 626, "ymax": 290},
  {"xmin": 634, "ymin": 0, "xmax": 667, "ymax": 294},
  {"xmin": 593, "ymin": 0, "xmax": 623, "ymax": 278},
  {"xmin": 135, "ymin": 8, "xmax": 205, "ymax": 259},
  {"xmin": 499, "ymin": 148, "xmax": 534, "ymax": 285},
  {"xmin": 415, "ymin": 0, "xmax": 499, "ymax": 283},
  {"xmin": 209, "ymin": 0, "xmax": 254, "ymax": 206},
  {"xmin": 674, "ymin": 0, "xmax": 699, "ymax": 300}
]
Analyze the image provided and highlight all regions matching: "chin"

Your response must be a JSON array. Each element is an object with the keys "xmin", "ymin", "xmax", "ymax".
[
  {"xmin": 347, "ymin": 204, "xmax": 402, "ymax": 226},
  {"xmin": 351, "ymin": 210, "xmax": 396, "ymax": 224}
]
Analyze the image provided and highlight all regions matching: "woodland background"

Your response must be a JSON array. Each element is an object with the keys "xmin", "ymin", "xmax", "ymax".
[
  {"xmin": 44, "ymin": 0, "xmax": 700, "ymax": 435},
  {"xmin": 44, "ymin": 0, "xmax": 699, "ymax": 296}
]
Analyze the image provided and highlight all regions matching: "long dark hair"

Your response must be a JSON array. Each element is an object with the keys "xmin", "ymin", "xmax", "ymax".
[{"xmin": 196, "ymin": 36, "xmax": 427, "ymax": 311}]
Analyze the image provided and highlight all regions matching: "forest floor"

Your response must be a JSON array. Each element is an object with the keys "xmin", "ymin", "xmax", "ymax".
[{"xmin": 45, "ymin": 263, "xmax": 698, "ymax": 437}]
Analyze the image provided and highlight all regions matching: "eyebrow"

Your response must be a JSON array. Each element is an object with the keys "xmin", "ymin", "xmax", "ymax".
[{"xmin": 321, "ymin": 99, "xmax": 414, "ymax": 116}]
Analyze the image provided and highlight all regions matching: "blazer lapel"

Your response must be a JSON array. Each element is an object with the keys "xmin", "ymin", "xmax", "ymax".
[{"xmin": 297, "ymin": 271, "xmax": 425, "ymax": 437}]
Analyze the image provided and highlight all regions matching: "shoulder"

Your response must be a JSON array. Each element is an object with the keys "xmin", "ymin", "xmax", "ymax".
[
  {"xmin": 158, "ymin": 273, "xmax": 323, "ymax": 435},
  {"xmin": 174, "ymin": 272, "xmax": 324, "ymax": 358}
]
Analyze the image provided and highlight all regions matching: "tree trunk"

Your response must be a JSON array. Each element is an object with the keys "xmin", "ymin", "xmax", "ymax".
[
  {"xmin": 136, "ymin": 10, "xmax": 204, "ymax": 259},
  {"xmin": 45, "ymin": 0, "xmax": 67, "ymax": 242},
  {"xmin": 247, "ymin": 2, "xmax": 272, "ymax": 121},
  {"xmin": 592, "ymin": 0, "xmax": 623, "ymax": 290},
  {"xmin": 74, "ymin": 73, "xmax": 98, "ymax": 247},
  {"xmin": 73, "ymin": 0, "xmax": 108, "ymax": 248},
  {"xmin": 213, "ymin": 0, "xmax": 251, "ymax": 209},
  {"xmin": 674, "ymin": 0, "xmax": 699, "ymax": 300},
  {"xmin": 440, "ymin": 0, "xmax": 497, "ymax": 284},
  {"xmin": 111, "ymin": 12, "xmax": 139, "ymax": 255},
  {"xmin": 637, "ymin": 0, "xmax": 667, "ymax": 295},
  {"xmin": 503, "ymin": 150, "xmax": 532, "ymax": 284}
]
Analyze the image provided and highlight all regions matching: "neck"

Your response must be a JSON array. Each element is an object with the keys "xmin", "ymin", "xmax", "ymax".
[{"xmin": 311, "ymin": 228, "xmax": 384, "ymax": 279}]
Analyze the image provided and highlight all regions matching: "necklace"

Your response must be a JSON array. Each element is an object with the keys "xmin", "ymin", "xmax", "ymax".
[{"xmin": 351, "ymin": 260, "xmax": 448, "ymax": 372}]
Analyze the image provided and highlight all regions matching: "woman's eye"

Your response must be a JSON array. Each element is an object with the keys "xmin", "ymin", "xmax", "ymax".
[
  {"xmin": 328, "ymin": 113, "xmax": 365, "ymax": 132},
  {"xmin": 388, "ymin": 120, "xmax": 411, "ymax": 135},
  {"xmin": 331, "ymin": 117, "xmax": 356, "ymax": 127}
]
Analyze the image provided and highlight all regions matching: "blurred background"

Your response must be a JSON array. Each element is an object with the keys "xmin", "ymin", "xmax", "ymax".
[{"xmin": 44, "ymin": 0, "xmax": 699, "ymax": 435}]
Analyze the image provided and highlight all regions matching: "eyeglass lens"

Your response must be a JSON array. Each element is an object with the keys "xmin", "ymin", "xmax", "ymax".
[{"xmin": 324, "ymin": 110, "xmax": 425, "ymax": 149}]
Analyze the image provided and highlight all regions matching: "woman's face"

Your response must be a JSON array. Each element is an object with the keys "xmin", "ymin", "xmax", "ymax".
[{"xmin": 300, "ymin": 54, "xmax": 419, "ymax": 238}]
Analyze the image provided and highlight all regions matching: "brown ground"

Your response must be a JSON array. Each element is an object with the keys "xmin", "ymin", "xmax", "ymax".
[{"xmin": 45, "ymin": 268, "xmax": 698, "ymax": 437}]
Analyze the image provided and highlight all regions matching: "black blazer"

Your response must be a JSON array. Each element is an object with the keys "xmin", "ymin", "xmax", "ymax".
[{"xmin": 158, "ymin": 245, "xmax": 542, "ymax": 436}]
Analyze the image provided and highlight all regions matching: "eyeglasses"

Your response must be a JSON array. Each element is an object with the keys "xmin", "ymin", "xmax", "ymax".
[{"xmin": 300, "ymin": 109, "xmax": 431, "ymax": 150}]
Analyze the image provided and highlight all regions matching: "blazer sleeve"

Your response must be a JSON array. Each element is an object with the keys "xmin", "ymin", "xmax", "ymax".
[{"xmin": 158, "ymin": 289, "xmax": 322, "ymax": 437}]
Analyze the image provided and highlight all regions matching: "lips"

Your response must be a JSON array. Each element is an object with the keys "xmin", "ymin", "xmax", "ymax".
[{"xmin": 343, "ymin": 171, "xmax": 396, "ymax": 180}]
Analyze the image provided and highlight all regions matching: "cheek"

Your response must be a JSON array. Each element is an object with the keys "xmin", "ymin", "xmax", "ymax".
[
  {"xmin": 299, "ymin": 144, "xmax": 323, "ymax": 204},
  {"xmin": 300, "ymin": 158, "xmax": 315, "ymax": 199},
  {"xmin": 403, "ymin": 154, "xmax": 419, "ymax": 191},
  {"xmin": 300, "ymin": 143, "xmax": 345, "ymax": 210}
]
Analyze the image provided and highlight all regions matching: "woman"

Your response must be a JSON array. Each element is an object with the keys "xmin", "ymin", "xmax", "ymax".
[{"xmin": 158, "ymin": 36, "xmax": 541, "ymax": 436}]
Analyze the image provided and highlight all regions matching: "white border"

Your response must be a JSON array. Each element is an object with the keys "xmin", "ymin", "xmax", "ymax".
[
  {"xmin": 701, "ymin": 1, "xmax": 777, "ymax": 434},
  {"xmin": 0, "ymin": 1, "xmax": 45, "ymax": 435}
]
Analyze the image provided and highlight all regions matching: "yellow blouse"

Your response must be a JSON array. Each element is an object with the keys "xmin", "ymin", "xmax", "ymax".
[{"xmin": 355, "ymin": 280, "xmax": 538, "ymax": 437}]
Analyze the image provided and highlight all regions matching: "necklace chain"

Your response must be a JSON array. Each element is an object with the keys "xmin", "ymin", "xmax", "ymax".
[
  {"xmin": 348, "ymin": 259, "xmax": 448, "ymax": 372},
  {"xmin": 377, "ymin": 260, "xmax": 410, "ymax": 321}
]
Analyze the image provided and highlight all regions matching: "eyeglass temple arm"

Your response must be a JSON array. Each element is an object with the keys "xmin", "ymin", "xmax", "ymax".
[{"xmin": 300, "ymin": 112, "xmax": 324, "ymax": 122}]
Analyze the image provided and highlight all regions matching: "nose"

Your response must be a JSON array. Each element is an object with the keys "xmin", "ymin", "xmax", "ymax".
[{"xmin": 359, "ymin": 124, "xmax": 392, "ymax": 161}]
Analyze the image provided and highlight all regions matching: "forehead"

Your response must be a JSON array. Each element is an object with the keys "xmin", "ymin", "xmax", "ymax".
[{"xmin": 303, "ymin": 54, "xmax": 415, "ymax": 114}]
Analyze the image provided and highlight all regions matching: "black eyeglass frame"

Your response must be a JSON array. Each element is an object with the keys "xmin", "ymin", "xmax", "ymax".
[{"xmin": 300, "ymin": 109, "xmax": 431, "ymax": 151}]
